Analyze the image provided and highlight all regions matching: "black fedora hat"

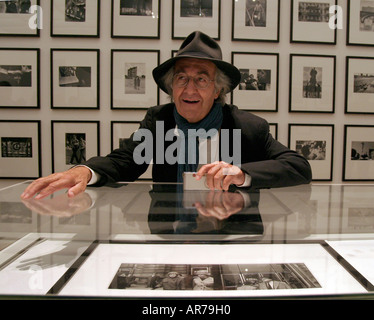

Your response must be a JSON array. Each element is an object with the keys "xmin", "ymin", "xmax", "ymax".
[{"xmin": 152, "ymin": 31, "xmax": 241, "ymax": 94}]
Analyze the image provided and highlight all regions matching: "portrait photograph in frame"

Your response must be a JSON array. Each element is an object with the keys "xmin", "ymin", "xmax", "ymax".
[
  {"xmin": 51, "ymin": 121, "xmax": 100, "ymax": 173},
  {"xmin": 172, "ymin": 0, "xmax": 221, "ymax": 39},
  {"xmin": 231, "ymin": 52, "xmax": 278, "ymax": 111},
  {"xmin": 289, "ymin": 54, "xmax": 336, "ymax": 113},
  {"xmin": 0, "ymin": 120, "xmax": 41, "ymax": 179},
  {"xmin": 0, "ymin": 0, "xmax": 40, "ymax": 36},
  {"xmin": 232, "ymin": 0, "xmax": 280, "ymax": 42},
  {"xmin": 347, "ymin": 0, "xmax": 374, "ymax": 46},
  {"xmin": 51, "ymin": 49, "xmax": 100, "ymax": 109},
  {"xmin": 290, "ymin": 0, "xmax": 337, "ymax": 44},
  {"xmin": 345, "ymin": 56, "xmax": 374, "ymax": 114},
  {"xmin": 111, "ymin": 121, "xmax": 152, "ymax": 180},
  {"xmin": 343, "ymin": 125, "xmax": 374, "ymax": 181},
  {"xmin": 111, "ymin": 0, "xmax": 160, "ymax": 38},
  {"xmin": 51, "ymin": 0, "xmax": 100, "ymax": 37},
  {"xmin": 0, "ymin": 48, "xmax": 40, "ymax": 109},
  {"xmin": 111, "ymin": 49, "xmax": 159, "ymax": 110}
]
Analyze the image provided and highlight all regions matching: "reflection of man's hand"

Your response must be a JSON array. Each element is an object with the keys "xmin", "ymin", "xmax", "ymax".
[
  {"xmin": 194, "ymin": 191, "xmax": 244, "ymax": 220},
  {"xmin": 22, "ymin": 192, "xmax": 92, "ymax": 218}
]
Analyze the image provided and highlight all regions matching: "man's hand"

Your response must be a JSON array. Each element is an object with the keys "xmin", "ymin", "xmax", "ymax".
[
  {"xmin": 20, "ymin": 166, "xmax": 92, "ymax": 200},
  {"xmin": 195, "ymin": 161, "xmax": 245, "ymax": 191}
]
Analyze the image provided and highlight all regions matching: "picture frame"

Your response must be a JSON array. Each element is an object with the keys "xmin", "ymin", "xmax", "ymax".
[
  {"xmin": 343, "ymin": 125, "xmax": 374, "ymax": 181},
  {"xmin": 51, "ymin": 0, "xmax": 100, "ymax": 37},
  {"xmin": 347, "ymin": 0, "xmax": 374, "ymax": 47},
  {"xmin": 51, "ymin": 121, "xmax": 100, "ymax": 173},
  {"xmin": 111, "ymin": 0, "xmax": 160, "ymax": 38},
  {"xmin": 231, "ymin": 52, "xmax": 278, "ymax": 112},
  {"xmin": 172, "ymin": 0, "xmax": 221, "ymax": 40},
  {"xmin": 232, "ymin": 0, "xmax": 280, "ymax": 42},
  {"xmin": 0, "ymin": 48, "xmax": 40, "ymax": 109},
  {"xmin": 0, "ymin": 0, "xmax": 40, "ymax": 37},
  {"xmin": 111, "ymin": 49, "xmax": 160, "ymax": 110},
  {"xmin": 51, "ymin": 49, "xmax": 100, "ymax": 109},
  {"xmin": 111, "ymin": 121, "xmax": 152, "ymax": 180},
  {"xmin": 288, "ymin": 124, "xmax": 334, "ymax": 181},
  {"xmin": 345, "ymin": 56, "xmax": 374, "ymax": 114},
  {"xmin": 0, "ymin": 120, "xmax": 41, "ymax": 179},
  {"xmin": 290, "ymin": 0, "xmax": 337, "ymax": 44},
  {"xmin": 289, "ymin": 54, "xmax": 336, "ymax": 113}
]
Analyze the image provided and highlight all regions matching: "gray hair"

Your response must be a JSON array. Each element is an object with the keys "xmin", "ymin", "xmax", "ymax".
[{"xmin": 160, "ymin": 64, "xmax": 232, "ymax": 104}]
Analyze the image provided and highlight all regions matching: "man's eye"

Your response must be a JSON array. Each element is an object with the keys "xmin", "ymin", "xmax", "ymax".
[{"xmin": 197, "ymin": 76, "xmax": 207, "ymax": 83}]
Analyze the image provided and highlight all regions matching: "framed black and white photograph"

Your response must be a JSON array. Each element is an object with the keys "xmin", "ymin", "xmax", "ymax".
[
  {"xmin": 0, "ymin": 48, "xmax": 40, "ymax": 109},
  {"xmin": 0, "ymin": 0, "xmax": 40, "ymax": 36},
  {"xmin": 347, "ymin": 0, "xmax": 374, "ymax": 46},
  {"xmin": 0, "ymin": 120, "xmax": 41, "ymax": 179},
  {"xmin": 343, "ymin": 125, "xmax": 374, "ymax": 181},
  {"xmin": 232, "ymin": 0, "xmax": 280, "ymax": 42},
  {"xmin": 290, "ymin": 0, "xmax": 337, "ymax": 44},
  {"xmin": 51, "ymin": 121, "xmax": 100, "ymax": 173},
  {"xmin": 231, "ymin": 52, "xmax": 278, "ymax": 111},
  {"xmin": 289, "ymin": 124, "xmax": 334, "ymax": 181},
  {"xmin": 51, "ymin": 0, "xmax": 100, "ymax": 37},
  {"xmin": 111, "ymin": 121, "xmax": 152, "ymax": 179},
  {"xmin": 172, "ymin": 0, "xmax": 221, "ymax": 39},
  {"xmin": 345, "ymin": 56, "xmax": 374, "ymax": 114},
  {"xmin": 111, "ymin": 50, "xmax": 159, "ymax": 109},
  {"xmin": 289, "ymin": 54, "xmax": 336, "ymax": 113},
  {"xmin": 51, "ymin": 49, "xmax": 100, "ymax": 109},
  {"xmin": 111, "ymin": 0, "xmax": 160, "ymax": 38}
]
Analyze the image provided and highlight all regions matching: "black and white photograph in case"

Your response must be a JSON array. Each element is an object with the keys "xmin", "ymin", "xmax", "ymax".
[
  {"xmin": 0, "ymin": 0, "xmax": 31, "ymax": 14},
  {"xmin": 245, "ymin": 0, "xmax": 266, "ymax": 27},
  {"xmin": 347, "ymin": 0, "xmax": 374, "ymax": 46},
  {"xmin": 65, "ymin": 0, "xmax": 86, "ymax": 21},
  {"xmin": 124, "ymin": 63, "xmax": 145, "ymax": 94},
  {"xmin": 65, "ymin": 133, "xmax": 86, "ymax": 165},
  {"xmin": 298, "ymin": 1, "xmax": 330, "ymax": 22},
  {"xmin": 351, "ymin": 141, "xmax": 374, "ymax": 161},
  {"xmin": 58, "ymin": 67, "xmax": 91, "ymax": 87},
  {"xmin": 354, "ymin": 73, "xmax": 374, "ymax": 94},
  {"xmin": 296, "ymin": 140, "xmax": 326, "ymax": 160},
  {"xmin": 238, "ymin": 69, "xmax": 271, "ymax": 91},
  {"xmin": 180, "ymin": 0, "xmax": 213, "ymax": 17},
  {"xmin": 303, "ymin": 67, "xmax": 322, "ymax": 98},
  {"xmin": 0, "ymin": 65, "xmax": 32, "ymax": 87},
  {"xmin": 120, "ymin": 0, "xmax": 153, "ymax": 16},
  {"xmin": 1, "ymin": 137, "xmax": 32, "ymax": 158}
]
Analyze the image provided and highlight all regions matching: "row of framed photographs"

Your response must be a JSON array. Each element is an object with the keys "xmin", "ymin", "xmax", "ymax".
[
  {"xmin": 1, "ymin": 0, "xmax": 373, "ymax": 47},
  {"xmin": 1, "ymin": 47, "xmax": 373, "ymax": 114},
  {"xmin": 1, "ymin": 120, "xmax": 374, "ymax": 182}
]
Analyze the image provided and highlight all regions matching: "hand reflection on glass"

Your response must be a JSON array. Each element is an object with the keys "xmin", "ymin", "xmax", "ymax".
[{"xmin": 21, "ymin": 191, "xmax": 92, "ymax": 218}]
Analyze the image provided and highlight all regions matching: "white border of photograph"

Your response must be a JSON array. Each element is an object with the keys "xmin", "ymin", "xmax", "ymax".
[
  {"xmin": 111, "ymin": 50, "xmax": 159, "ymax": 109},
  {"xmin": 232, "ymin": 0, "xmax": 279, "ymax": 42},
  {"xmin": 345, "ymin": 57, "xmax": 374, "ymax": 114},
  {"xmin": 51, "ymin": 121, "xmax": 100, "ymax": 173},
  {"xmin": 0, "ymin": 48, "xmax": 40, "ymax": 108},
  {"xmin": 343, "ymin": 125, "xmax": 374, "ymax": 181},
  {"xmin": 289, "ymin": 54, "xmax": 336, "ymax": 113},
  {"xmin": 291, "ymin": 0, "xmax": 337, "ymax": 44},
  {"xmin": 347, "ymin": 0, "xmax": 374, "ymax": 46},
  {"xmin": 172, "ymin": 0, "xmax": 221, "ymax": 39},
  {"xmin": 0, "ymin": 120, "xmax": 41, "ymax": 179},
  {"xmin": 59, "ymin": 243, "xmax": 366, "ymax": 297},
  {"xmin": 231, "ymin": 52, "xmax": 278, "ymax": 111},
  {"xmin": 51, "ymin": 0, "xmax": 100, "ymax": 37},
  {"xmin": 51, "ymin": 49, "xmax": 100, "ymax": 109},
  {"xmin": 288, "ymin": 124, "xmax": 334, "ymax": 181}
]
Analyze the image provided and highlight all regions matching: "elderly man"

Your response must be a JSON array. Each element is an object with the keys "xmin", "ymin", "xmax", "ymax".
[{"xmin": 21, "ymin": 31, "xmax": 311, "ymax": 200}]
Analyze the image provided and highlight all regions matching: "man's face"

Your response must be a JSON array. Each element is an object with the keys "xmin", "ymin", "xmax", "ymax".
[{"xmin": 173, "ymin": 58, "xmax": 220, "ymax": 123}]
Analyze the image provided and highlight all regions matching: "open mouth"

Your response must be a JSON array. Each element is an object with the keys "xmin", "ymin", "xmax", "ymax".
[{"xmin": 182, "ymin": 99, "xmax": 200, "ymax": 104}]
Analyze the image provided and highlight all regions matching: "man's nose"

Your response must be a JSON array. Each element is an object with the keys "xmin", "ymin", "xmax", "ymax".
[{"xmin": 184, "ymin": 77, "xmax": 199, "ymax": 93}]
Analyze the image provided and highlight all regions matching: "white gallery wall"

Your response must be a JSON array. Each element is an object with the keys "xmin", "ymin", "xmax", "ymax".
[{"xmin": 1, "ymin": 0, "xmax": 373, "ymax": 185}]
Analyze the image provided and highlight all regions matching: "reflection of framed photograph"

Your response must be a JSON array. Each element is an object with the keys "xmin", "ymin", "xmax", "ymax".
[
  {"xmin": 51, "ymin": 0, "xmax": 100, "ymax": 37},
  {"xmin": 111, "ymin": 0, "xmax": 160, "ymax": 38},
  {"xmin": 345, "ymin": 57, "xmax": 374, "ymax": 114},
  {"xmin": 111, "ymin": 121, "xmax": 152, "ymax": 179},
  {"xmin": 289, "ymin": 124, "xmax": 334, "ymax": 181},
  {"xmin": 51, "ymin": 121, "xmax": 100, "ymax": 173},
  {"xmin": 347, "ymin": 0, "xmax": 374, "ymax": 46},
  {"xmin": 172, "ymin": 0, "xmax": 221, "ymax": 39},
  {"xmin": 290, "ymin": 0, "xmax": 337, "ymax": 44},
  {"xmin": 111, "ymin": 50, "xmax": 159, "ymax": 109},
  {"xmin": 289, "ymin": 54, "xmax": 336, "ymax": 113},
  {"xmin": 343, "ymin": 125, "xmax": 374, "ymax": 181},
  {"xmin": 51, "ymin": 49, "xmax": 100, "ymax": 109},
  {"xmin": 0, "ymin": 0, "xmax": 40, "ymax": 36},
  {"xmin": 0, "ymin": 120, "xmax": 41, "ymax": 179},
  {"xmin": 232, "ymin": 0, "xmax": 280, "ymax": 42},
  {"xmin": 231, "ymin": 52, "xmax": 278, "ymax": 111}
]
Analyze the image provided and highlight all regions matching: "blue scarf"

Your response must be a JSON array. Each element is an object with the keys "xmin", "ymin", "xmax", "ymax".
[{"xmin": 174, "ymin": 103, "xmax": 223, "ymax": 182}]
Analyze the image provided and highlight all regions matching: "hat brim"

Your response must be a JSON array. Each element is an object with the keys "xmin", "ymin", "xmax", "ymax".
[{"xmin": 152, "ymin": 56, "xmax": 241, "ymax": 94}]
